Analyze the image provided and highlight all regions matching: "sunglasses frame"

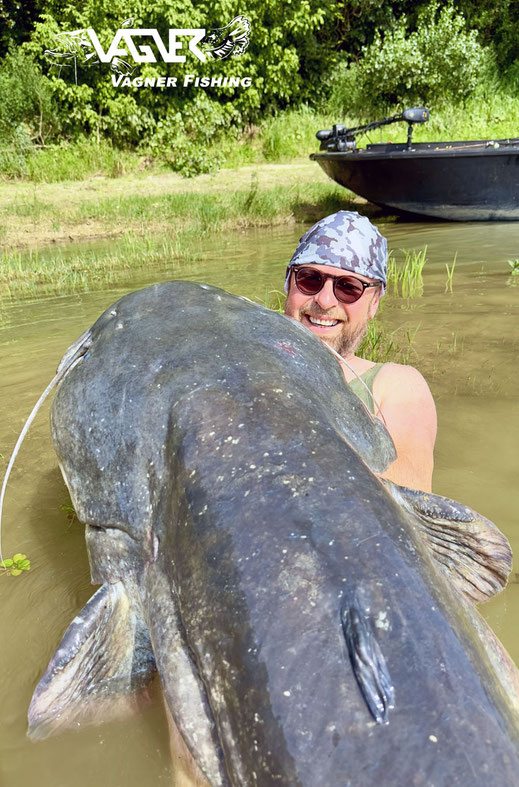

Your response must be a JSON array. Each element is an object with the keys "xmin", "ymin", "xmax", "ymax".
[{"xmin": 291, "ymin": 267, "xmax": 380, "ymax": 304}]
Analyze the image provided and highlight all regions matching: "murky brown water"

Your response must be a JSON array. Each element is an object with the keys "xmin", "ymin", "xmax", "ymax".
[{"xmin": 1, "ymin": 219, "xmax": 518, "ymax": 786}]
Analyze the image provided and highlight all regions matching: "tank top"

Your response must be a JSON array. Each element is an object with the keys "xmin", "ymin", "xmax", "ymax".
[{"xmin": 347, "ymin": 363, "xmax": 384, "ymax": 415}]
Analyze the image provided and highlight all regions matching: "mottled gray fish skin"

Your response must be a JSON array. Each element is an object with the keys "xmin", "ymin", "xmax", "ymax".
[{"xmin": 32, "ymin": 282, "xmax": 519, "ymax": 786}]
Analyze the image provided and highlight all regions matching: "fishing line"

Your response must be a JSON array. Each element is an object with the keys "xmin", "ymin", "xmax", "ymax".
[
  {"xmin": 0, "ymin": 374, "xmax": 60, "ymax": 565},
  {"xmin": 0, "ymin": 348, "xmax": 88, "ymax": 565},
  {"xmin": 323, "ymin": 344, "xmax": 387, "ymax": 427}
]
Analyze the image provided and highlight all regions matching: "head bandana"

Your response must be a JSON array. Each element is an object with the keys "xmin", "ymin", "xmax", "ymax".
[{"xmin": 284, "ymin": 210, "xmax": 387, "ymax": 295}]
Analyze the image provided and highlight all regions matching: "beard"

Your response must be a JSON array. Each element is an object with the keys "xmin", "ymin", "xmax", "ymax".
[
  {"xmin": 298, "ymin": 306, "xmax": 368, "ymax": 357},
  {"xmin": 328, "ymin": 317, "xmax": 368, "ymax": 357}
]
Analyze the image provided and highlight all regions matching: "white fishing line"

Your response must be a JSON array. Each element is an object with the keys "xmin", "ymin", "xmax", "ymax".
[
  {"xmin": 323, "ymin": 343, "xmax": 387, "ymax": 427},
  {"xmin": 0, "ymin": 354, "xmax": 85, "ymax": 565}
]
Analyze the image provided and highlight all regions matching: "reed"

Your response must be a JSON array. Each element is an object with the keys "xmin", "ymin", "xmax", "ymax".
[
  {"xmin": 445, "ymin": 253, "xmax": 457, "ymax": 292},
  {"xmin": 387, "ymin": 246, "xmax": 427, "ymax": 298},
  {"xmin": 359, "ymin": 320, "xmax": 420, "ymax": 365}
]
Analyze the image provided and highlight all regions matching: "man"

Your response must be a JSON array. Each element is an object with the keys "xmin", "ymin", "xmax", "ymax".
[{"xmin": 283, "ymin": 210, "xmax": 437, "ymax": 492}]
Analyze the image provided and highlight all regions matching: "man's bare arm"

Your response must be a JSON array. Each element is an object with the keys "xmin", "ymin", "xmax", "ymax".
[{"xmin": 374, "ymin": 364, "xmax": 437, "ymax": 492}]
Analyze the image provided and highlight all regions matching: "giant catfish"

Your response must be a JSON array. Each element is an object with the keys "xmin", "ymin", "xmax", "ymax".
[{"xmin": 27, "ymin": 282, "xmax": 519, "ymax": 785}]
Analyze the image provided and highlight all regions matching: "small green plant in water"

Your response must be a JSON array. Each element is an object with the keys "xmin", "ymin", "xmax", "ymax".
[
  {"xmin": 507, "ymin": 259, "xmax": 519, "ymax": 275},
  {"xmin": 359, "ymin": 320, "xmax": 397, "ymax": 363},
  {"xmin": 445, "ymin": 253, "xmax": 457, "ymax": 292},
  {"xmin": 1, "ymin": 553, "xmax": 30, "ymax": 576},
  {"xmin": 61, "ymin": 502, "xmax": 79, "ymax": 524},
  {"xmin": 263, "ymin": 289, "xmax": 286, "ymax": 313},
  {"xmin": 387, "ymin": 247, "xmax": 427, "ymax": 298}
]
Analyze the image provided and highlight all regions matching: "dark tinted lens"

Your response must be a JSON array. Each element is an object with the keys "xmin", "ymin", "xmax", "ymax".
[
  {"xmin": 334, "ymin": 276, "xmax": 365, "ymax": 304},
  {"xmin": 294, "ymin": 268, "xmax": 324, "ymax": 295}
]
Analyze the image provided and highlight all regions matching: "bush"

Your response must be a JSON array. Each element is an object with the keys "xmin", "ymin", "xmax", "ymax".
[
  {"xmin": 145, "ymin": 94, "xmax": 237, "ymax": 176},
  {"xmin": 330, "ymin": 2, "xmax": 489, "ymax": 116},
  {"xmin": 0, "ymin": 47, "xmax": 59, "ymax": 144},
  {"xmin": 19, "ymin": 0, "xmax": 339, "ymax": 147}
]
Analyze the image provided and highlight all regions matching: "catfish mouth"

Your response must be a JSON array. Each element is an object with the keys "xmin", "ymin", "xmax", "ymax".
[
  {"xmin": 86, "ymin": 522, "xmax": 133, "ymax": 536},
  {"xmin": 55, "ymin": 326, "xmax": 94, "ymax": 380},
  {"xmin": 86, "ymin": 523, "xmax": 143, "ymax": 584}
]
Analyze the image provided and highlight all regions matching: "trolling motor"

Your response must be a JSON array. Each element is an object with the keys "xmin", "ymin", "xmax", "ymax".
[{"xmin": 316, "ymin": 108, "xmax": 430, "ymax": 152}]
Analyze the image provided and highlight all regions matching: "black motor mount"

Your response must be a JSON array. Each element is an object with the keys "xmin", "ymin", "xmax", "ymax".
[{"xmin": 316, "ymin": 108, "xmax": 430, "ymax": 152}]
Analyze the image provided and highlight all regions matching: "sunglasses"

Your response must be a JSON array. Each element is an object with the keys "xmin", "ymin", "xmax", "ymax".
[{"xmin": 292, "ymin": 267, "xmax": 380, "ymax": 304}]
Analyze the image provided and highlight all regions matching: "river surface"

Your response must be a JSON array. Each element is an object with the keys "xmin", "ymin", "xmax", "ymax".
[{"xmin": 1, "ymin": 219, "xmax": 518, "ymax": 786}]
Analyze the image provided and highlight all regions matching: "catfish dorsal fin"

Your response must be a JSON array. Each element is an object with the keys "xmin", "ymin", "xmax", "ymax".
[
  {"xmin": 341, "ymin": 588, "xmax": 394, "ymax": 725},
  {"xmin": 385, "ymin": 482, "xmax": 513, "ymax": 604},
  {"xmin": 28, "ymin": 580, "xmax": 155, "ymax": 740}
]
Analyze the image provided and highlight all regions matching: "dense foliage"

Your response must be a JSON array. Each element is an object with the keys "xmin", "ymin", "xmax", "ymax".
[
  {"xmin": 329, "ymin": 3, "xmax": 491, "ymax": 115},
  {"xmin": 1, "ymin": 0, "xmax": 518, "ymax": 176}
]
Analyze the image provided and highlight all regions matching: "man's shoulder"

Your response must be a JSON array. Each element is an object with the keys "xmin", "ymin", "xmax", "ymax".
[
  {"xmin": 376, "ymin": 361, "xmax": 429, "ymax": 385},
  {"xmin": 374, "ymin": 362, "xmax": 435, "ymax": 406}
]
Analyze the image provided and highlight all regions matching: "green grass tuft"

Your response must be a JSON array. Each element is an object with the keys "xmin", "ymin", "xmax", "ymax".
[{"xmin": 387, "ymin": 247, "xmax": 427, "ymax": 298}]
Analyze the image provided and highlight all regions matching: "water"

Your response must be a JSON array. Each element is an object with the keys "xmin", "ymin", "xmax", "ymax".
[{"xmin": 1, "ymin": 220, "xmax": 518, "ymax": 786}]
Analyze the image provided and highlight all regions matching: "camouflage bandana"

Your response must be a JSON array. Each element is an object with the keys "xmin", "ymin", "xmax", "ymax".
[{"xmin": 284, "ymin": 211, "xmax": 387, "ymax": 295}]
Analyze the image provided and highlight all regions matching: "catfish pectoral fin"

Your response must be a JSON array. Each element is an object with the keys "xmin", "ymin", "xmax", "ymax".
[
  {"xmin": 341, "ymin": 589, "xmax": 394, "ymax": 725},
  {"xmin": 386, "ymin": 482, "xmax": 513, "ymax": 604},
  {"xmin": 28, "ymin": 580, "xmax": 156, "ymax": 740}
]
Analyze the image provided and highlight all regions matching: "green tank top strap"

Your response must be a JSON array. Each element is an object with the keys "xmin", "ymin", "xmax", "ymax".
[{"xmin": 347, "ymin": 363, "xmax": 385, "ymax": 415}]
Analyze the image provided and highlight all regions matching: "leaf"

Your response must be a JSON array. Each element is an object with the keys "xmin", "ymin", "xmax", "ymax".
[
  {"xmin": 13, "ymin": 553, "xmax": 26, "ymax": 562},
  {"xmin": 1, "ymin": 559, "xmax": 14, "ymax": 567},
  {"xmin": 10, "ymin": 569, "xmax": 22, "ymax": 576}
]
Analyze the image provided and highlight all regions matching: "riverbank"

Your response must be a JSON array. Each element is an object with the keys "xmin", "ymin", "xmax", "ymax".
[
  {"xmin": 0, "ymin": 160, "xmax": 387, "ymax": 300},
  {"xmin": 0, "ymin": 160, "xmax": 368, "ymax": 252}
]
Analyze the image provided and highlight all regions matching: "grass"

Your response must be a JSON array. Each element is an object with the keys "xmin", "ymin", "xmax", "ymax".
[
  {"xmin": 0, "ymin": 177, "xmax": 356, "ymax": 299},
  {"xmin": 234, "ymin": 92, "xmax": 519, "ymax": 160},
  {"xmin": 205, "ymin": 92, "xmax": 519, "ymax": 168},
  {"xmin": 436, "ymin": 331, "xmax": 464, "ymax": 355},
  {"xmin": 445, "ymin": 253, "xmax": 457, "ymax": 292},
  {"xmin": 4, "ymin": 87, "xmax": 519, "ymax": 185},
  {"xmin": 0, "ymin": 162, "xmax": 359, "ymax": 251},
  {"xmin": 358, "ymin": 320, "xmax": 420, "ymax": 364},
  {"xmin": 0, "ymin": 138, "xmax": 154, "ymax": 183},
  {"xmin": 0, "ymin": 231, "xmax": 193, "ymax": 299},
  {"xmin": 387, "ymin": 247, "xmax": 427, "ymax": 297}
]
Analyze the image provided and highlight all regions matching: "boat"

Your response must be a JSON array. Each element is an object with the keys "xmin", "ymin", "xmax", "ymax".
[{"xmin": 311, "ymin": 108, "xmax": 519, "ymax": 221}]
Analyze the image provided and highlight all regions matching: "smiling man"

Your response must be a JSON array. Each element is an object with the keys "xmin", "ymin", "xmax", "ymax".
[{"xmin": 283, "ymin": 210, "xmax": 437, "ymax": 492}]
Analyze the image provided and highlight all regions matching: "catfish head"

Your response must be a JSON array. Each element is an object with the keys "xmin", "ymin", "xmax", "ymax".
[{"xmin": 26, "ymin": 282, "xmax": 517, "ymax": 787}]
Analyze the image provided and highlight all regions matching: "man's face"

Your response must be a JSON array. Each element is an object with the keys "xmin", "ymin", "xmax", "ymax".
[{"xmin": 284, "ymin": 263, "xmax": 381, "ymax": 357}]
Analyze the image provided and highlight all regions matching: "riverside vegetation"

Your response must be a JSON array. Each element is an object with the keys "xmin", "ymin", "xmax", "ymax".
[
  {"xmin": 1, "ymin": 2, "xmax": 518, "ymax": 253},
  {"xmin": 1, "ymin": 2, "xmax": 519, "ymax": 180}
]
